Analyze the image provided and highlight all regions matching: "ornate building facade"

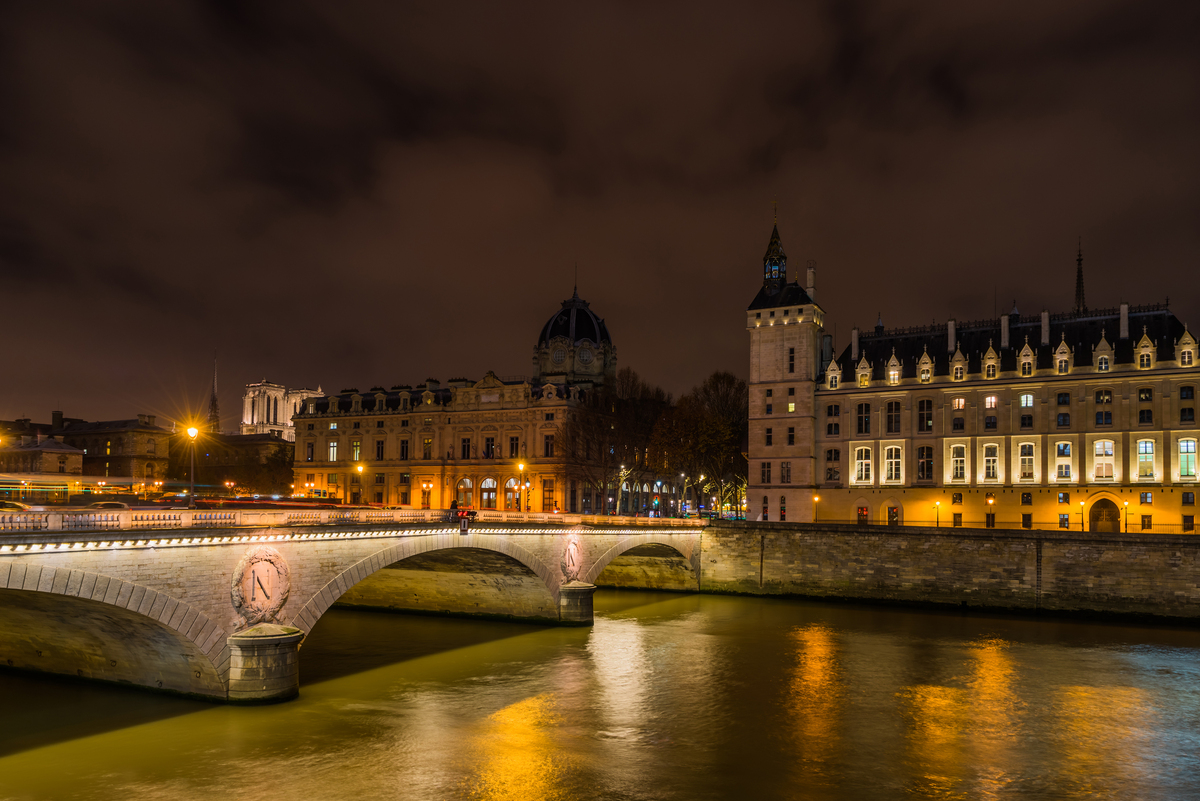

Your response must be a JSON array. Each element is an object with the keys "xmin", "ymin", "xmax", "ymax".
[
  {"xmin": 748, "ymin": 226, "xmax": 1198, "ymax": 532},
  {"xmin": 291, "ymin": 292, "xmax": 620, "ymax": 510},
  {"xmin": 241, "ymin": 381, "xmax": 322, "ymax": 441}
]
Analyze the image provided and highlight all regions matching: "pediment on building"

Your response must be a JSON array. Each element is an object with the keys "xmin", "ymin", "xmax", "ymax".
[
  {"xmin": 1136, "ymin": 330, "xmax": 1155, "ymax": 351},
  {"xmin": 950, "ymin": 345, "xmax": 966, "ymax": 364},
  {"xmin": 1095, "ymin": 330, "xmax": 1113, "ymax": 355},
  {"xmin": 474, "ymin": 371, "xmax": 506, "ymax": 389},
  {"xmin": 983, "ymin": 341, "xmax": 998, "ymax": 362},
  {"xmin": 1019, "ymin": 341, "xmax": 1034, "ymax": 360},
  {"xmin": 886, "ymin": 351, "xmax": 901, "ymax": 370},
  {"xmin": 856, "ymin": 355, "xmax": 871, "ymax": 371},
  {"xmin": 917, "ymin": 349, "xmax": 932, "ymax": 369},
  {"xmin": 1055, "ymin": 338, "xmax": 1072, "ymax": 358},
  {"xmin": 1179, "ymin": 325, "xmax": 1196, "ymax": 348}
]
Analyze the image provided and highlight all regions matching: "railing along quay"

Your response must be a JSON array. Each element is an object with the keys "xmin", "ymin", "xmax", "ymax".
[{"xmin": 0, "ymin": 508, "xmax": 705, "ymax": 534}]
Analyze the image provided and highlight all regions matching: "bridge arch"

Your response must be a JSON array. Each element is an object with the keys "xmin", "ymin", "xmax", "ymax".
[
  {"xmin": 0, "ymin": 562, "xmax": 230, "ymax": 697},
  {"xmin": 290, "ymin": 534, "xmax": 560, "ymax": 634},
  {"xmin": 583, "ymin": 533, "xmax": 700, "ymax": 590}
]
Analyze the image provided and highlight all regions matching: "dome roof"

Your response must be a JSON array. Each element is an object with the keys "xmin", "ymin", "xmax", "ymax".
[{"xmin": 537, "ymin": 290, "xmax": 612, "ymax": 348}]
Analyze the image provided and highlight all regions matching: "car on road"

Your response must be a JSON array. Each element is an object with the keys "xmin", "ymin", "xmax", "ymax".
[
  {"xmin": 86, "ymin": 501, "xmax": 130, "ymax": 510},
  {"xmin": 0, "ymin": 500, "xmax": 31, "ymax": 512}
]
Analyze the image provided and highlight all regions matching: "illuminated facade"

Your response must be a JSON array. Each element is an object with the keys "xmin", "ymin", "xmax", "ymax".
[
  {"xmin": 749, "ymin": 227, "xmax": 1198, "ymax": 532},
  {"xmin": 291, "ymin": 292, "xmax": 651, "ymax": 512},
  {"xmin": 241, "ymin": 381, "xmax": 322, "ymax": 442}
]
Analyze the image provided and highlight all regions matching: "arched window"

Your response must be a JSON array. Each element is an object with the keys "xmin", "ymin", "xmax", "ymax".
[
  {"xmin": 1094, "ymin": 440, "xmax": 1115, "ymax": 479},
  {"xmin": 951, "ymin": 445, "xmax": 966, "ymax": 480},
  {"xmin": 1098, "ymin": 355, "xmax": 1110, "ymax": 372},
  {"xmin": 480, "ymin": 478, "xmax": 497, "ymax": 508},
  {"xmin": 504, "ymin": 478, "xmax": 519, "ymax": 510},
  {"xmin": 885, "ymin": 446, "xmax": 901, "ymax": 482},
  {"xmin": 855, "ymin": 447, "xmax": 872, "ymax": 482},
  {"xmin": 984, "ymin": 444, "xmax": 999, "ymax": 480},
  {"xmin": 456, "ymin": 478, "xmax": 473, "ymax": 507},
  {"xmin": 1180, "ymin": 440, "xmax": 1196, "ymax": 478}
]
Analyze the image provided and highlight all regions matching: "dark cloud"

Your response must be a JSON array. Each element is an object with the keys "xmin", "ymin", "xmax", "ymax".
[{"xmin": 0, "ymin": 0, "xmax": 1196, "ymax": 424}]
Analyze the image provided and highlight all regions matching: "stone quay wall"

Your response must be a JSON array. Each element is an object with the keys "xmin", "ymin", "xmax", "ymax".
[{"xmin": 699, "ymin": 521, "xmax": 1200, "ymax": 620}]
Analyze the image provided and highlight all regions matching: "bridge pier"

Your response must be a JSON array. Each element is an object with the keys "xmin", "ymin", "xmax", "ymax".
[
  {"xmin": 558, "ymin": 581, "xmax": 597, "ymax": 625},
  {"xmin": 226, "ymin": 624, "xmax": 304, "ymax": 703}
]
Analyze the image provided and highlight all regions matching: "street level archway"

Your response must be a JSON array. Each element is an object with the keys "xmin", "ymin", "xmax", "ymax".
[{"xmin": 1089, "ymin": 498, "xmax": 1120, "ymax": 532}]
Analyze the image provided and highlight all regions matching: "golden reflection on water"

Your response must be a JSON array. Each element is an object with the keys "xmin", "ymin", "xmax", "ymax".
[
  {"xmin": 462, "ymin": 693, "xmax": 575, "ymax": 801},
  {"xmin": 1054, "ymin": 684, "xmax": 1156, "ymax": 796},
  {"xmin": 788, "ymin": 624, "xmax": 843, "ymax": 764},
  {"xmin": 900, "ymin": 638, "xmax": 1021, "ymax": 799}
]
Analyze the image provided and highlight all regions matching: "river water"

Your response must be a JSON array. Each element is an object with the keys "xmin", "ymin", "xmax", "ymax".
[{"xmin": 2, "ymin": 591, "xmax": 1199, "ymax": 800}]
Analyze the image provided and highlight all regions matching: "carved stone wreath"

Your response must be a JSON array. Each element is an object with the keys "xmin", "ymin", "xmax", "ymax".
[
  {"xmin": 231, "ymin": 545, "xmax": 291, "ymax": 627},
  {"xmin": 560, "ymin": 537, "xmax": 581, "ymax": 582}
]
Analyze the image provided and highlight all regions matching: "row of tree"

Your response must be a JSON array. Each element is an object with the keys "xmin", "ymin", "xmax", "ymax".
[{"xmin": 558, "ymin": 367, "xmax": 748, "ymax": 515}]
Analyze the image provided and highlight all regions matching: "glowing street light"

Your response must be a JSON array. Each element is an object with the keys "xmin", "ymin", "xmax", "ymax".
[
  {"xmin": 935, "ymin": 500, "xmax": 940, "ymax": 528},
  {"xmin": 186, "ymin": 426, "xmax": 199, "ymax": 509},
  {"xmin": 1124, "ymin": 500, "xmax": 1130, "ymax": 532},
  {"xmin": 813, "ymin": 495, "xmax": 819, "ymax": 523},
  {"xmin": 1080, "ymin": 500, "xmax": 1086, "ymax": 531}
]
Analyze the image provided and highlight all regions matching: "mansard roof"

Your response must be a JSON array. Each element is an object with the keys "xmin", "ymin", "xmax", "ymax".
[{"xmin": 829, "ymin": 303, "xmax": 1184, "ymax": 382}]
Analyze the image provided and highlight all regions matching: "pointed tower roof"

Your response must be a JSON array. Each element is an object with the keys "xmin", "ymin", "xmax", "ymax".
[
  {"xmin": 207, "ymin": 357, "xmax": 220, "ymax": 432},
  {"xmin": 763, "ymin": 223, "xmax": 786, "ymax": 263}
]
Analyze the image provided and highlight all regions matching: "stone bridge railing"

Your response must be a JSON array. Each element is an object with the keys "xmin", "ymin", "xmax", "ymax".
[{"xmin": 0, "ymin": 507, "xmax": 704, "ymax": 534}]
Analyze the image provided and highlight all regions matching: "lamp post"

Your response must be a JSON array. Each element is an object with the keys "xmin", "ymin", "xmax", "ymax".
[
  {"xmin": 224, "ymin": 480, "xmax": 234, "ymax": 497},
  {"xmin": 1124, "ymin": 500, "xmax": 1129, "ymax": 532},
  {"xmin": 813, "ymin": 495, "xmax": 819, "ymax": 523},
  {"xmin": 1080, "ymin": 500, "xmax": 1085, "ymax": 532},
  {"xmin": 186, "ymin": 427, "xmax": 199, "ymax": 509},
  {"xmin": 988, "ymin": 496, "xmax": 994, "ymax": 527},
  {"xmin": 356, "ymin": 464, "xmax": 364, "ymax": 505},
  {"xmin": 518, "ymin": 462, "xmax": 525, "ymax": 513},
  {"xmin": 935, "ymin": 500, "xmax": 940, "ymax": 528}
]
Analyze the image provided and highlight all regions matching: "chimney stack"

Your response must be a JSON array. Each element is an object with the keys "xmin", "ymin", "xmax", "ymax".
[
  {"xmin": 1000, "ymin": 315, "xmax": 1009, "ymax": 349},
  {"xmin": 51, "ymin": 410, "xmax": 63, "ymax": 430},
  {"xmin": 1041, "ymin": 310, "xmax": 1050, "ymax": 345},
  {"xmin": 851, "ymin": 327, "xmax": 859, "ymax": 361},
  {"xmin": 806, "ymin": 260, "xmax": 816, "ymax": 302},
  {"xmin": 1120, "ymin": 302, "xmax": 1130, "ymax": 339},
  {"xmin": 947, "ymin": 320, "xmax": 956, "ymax": 353}
]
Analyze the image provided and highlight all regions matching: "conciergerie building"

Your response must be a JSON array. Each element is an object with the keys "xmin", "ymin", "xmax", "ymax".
[{"xmin": 748, "ymin": 223, "xmax": 1198, "ymax": 532}]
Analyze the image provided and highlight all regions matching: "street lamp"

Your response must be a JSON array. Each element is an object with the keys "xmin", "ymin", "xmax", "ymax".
[
  {"xmin": 935, "ymin": 500, "xmax": 940, "ymax": 527},
  {"xmin": 186, "ymin": 426, "xmax": 199, "ymax": 509},
  {"xmin": 224, "ymin": 480, "xmax": 234, "ymax": 497},
  {"xmin": 1080, "ymin": 500, "xmax": 1085, "ymax": 532},
  {"xmin": 813, "ymin": 495, "xmax": 819, "ymax": 523},
  {"xmin": 1124, "ymin": 500, "xmax": 1129, "ymax": 532},
  {"xmin": 518, "ymin": 462, "xmax": 525, "ymax": 512}
]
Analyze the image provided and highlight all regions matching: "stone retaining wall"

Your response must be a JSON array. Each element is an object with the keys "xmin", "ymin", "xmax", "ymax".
[{"xmin": 700, "ymin": 521, "xmax": 1200, "ymax": 619}]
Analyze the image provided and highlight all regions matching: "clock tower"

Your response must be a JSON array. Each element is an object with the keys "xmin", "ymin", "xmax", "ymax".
[{"xmin": 746, "ymin": 221, "xmax": 825, "ymax": 523}]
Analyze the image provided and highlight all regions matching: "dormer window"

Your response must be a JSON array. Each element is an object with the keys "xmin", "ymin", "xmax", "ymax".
[
  {"xmin": 858, "ymin": 374, "xmax": 869, "ymax": 388},
  {"xmin": 953, "ymin": 366, "xmax": 964, "ymax": 381},
  {"xmin": 1098, "ymin": 356, "xmax": 1110, "ymax": 372},
  {"xmin": 1021, "ymin": 360, "xmax": 1032, "ymax": 376},
  {"xmin": 1140, "ymin": 352, "xmax": 1152, "ymax": 369},
  {"xmin": 920, "ymin": 368, "xmax": 931, "ymax": 382},
  {"xmin": 986, "ymin": 364, "xmax": 996, "ymax": 379},
  {"xmin": 888, "ymin": 369, "xmax": 899, "ymax": 385},
  {"xmin": 1184, "ymin": 350, "xmax": 1195, "ymax": 366},
  {"xmin": 1057, "ymin": 359, "xmax": 1069, "ymax": 374},
  {"xmin": 829, "ymin": 375, "xmax": 839, "ymax": 389}
]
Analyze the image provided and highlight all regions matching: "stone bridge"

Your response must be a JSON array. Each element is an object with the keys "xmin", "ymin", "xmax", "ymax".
[{"xmin": 0, "ymin": 511, "xmax": 703, "ymax": 703}]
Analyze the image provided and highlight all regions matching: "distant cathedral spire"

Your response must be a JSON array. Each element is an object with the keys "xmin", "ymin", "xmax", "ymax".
[
  {"xmin": 207, "ymin": 356, "xmax": 220, "ymax": 433},
  {"xmin": 763, "ymin": 215, "xmax": 787, "ymax": 295},
  {"xmin": 1074, "ymin": 238, "xmax": 1087, "ymax": 314}
]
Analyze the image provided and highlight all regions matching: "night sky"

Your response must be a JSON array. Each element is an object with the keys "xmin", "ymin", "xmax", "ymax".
[{"xmin": 2, "ymin": 1, "xmax": 1197, "ymax": 427}]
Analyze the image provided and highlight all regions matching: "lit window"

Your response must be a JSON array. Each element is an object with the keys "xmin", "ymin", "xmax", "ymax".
[
  {"xmin": 1095, "ymin": 440, "xmax": 1114, "ymax": 479},
  {"xmin": 951, "ymin": 445, "xmax": 966, "ymax": 480},
  {"xmin": 829, "ymin": 375, "xmax": 839, "ymax": 389},
  {"xmin": 1020, "ymin": 393, "xmax": 1033, "ymax": 408},
  {"xmin": 986, "ymin": 364, "xmax": 996, "ymax": 379},
  {"xmin": 1056, "ymin": 442, "xmax": 1071, "ymax": 480},
  {"xmin": 1020, "ymin": 443, "xmax": 1034, "ymax": 479},
  {"xmin": 1138, "ymin": 440, "xmax": 1155, "ymax": 478},
  {"xmin": 1098, "ymin": 356, "xmax": 1110, "ymax": 372},
  {"xmin": 855, "ymin": 448, "xmax": 872, "ymax": 482},
  {"xmin": 888, "ymin": 369, "xmax": 900, "ymax": 385},
  {"xmin": 984, "ymin": 444, "xmax": 998, "ymax": 480},
  {"xmin": 858, "ymin": 374, "xmax": 869, "ymax": 387},
  {"xmin": 328, "ymin": 441, "xmax": 338, "ymax": 461},
  {"xmin": 920, "ymin": 367, "xmax": 931, "ymax": 382},
  {"xmin": 1184, "ymin": 350, "xmax": 1194, "ymax": 366},
  {"xmin": 329, "ymin": 422, "xmax": 338, "ymax": 430},
  {"xmin": 1181, "ymin": 440, "xmax": 1197, "ymax": 478},
  {"xmin": 1140, "ymin": 352, "xmax": 1152, "ymax": 369},
  {"xmin": 885, "ymin": 446, "xmax": 901, "ymax": 482},
  {"xmin": 953, "ymin": 365, "xmax": 964, "ymax": 381},
  {"xmin": 953, "ymin": 398, "xmax": 965, "ymax": 410},
  {"xmin": 985, "ymin": 396, "xmax": 998, "ymax": 409},
  {"xmin": 1140, "ymin": 492, "xmax": 1153, "ymax": 505}
]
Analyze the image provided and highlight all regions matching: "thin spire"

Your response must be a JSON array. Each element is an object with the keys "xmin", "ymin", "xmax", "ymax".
[
  {"xmin": 1074, "ymin": 237, "xmax": 1086, "ymax": 314},
  {"xmin": 773, "ymin": 199, "xmax": 777, "ymax": 224},
  {"xmin": 207, "ymin": 354, "xmax": 220, "ymax": 433}
]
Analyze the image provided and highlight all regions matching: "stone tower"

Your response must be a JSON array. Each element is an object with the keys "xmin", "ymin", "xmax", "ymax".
[{"xmin": 746, "ymin": 221, "xmax": 825, "ymax": 523}]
